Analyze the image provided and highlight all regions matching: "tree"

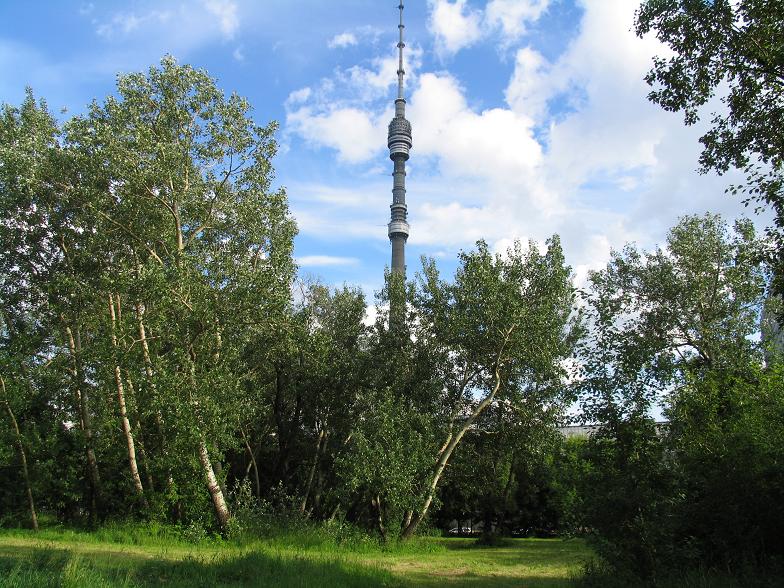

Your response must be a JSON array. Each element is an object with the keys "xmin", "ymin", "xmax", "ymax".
[
  {"xmin": 435, "ymin": 404, "xmax": 573, "ymax": 539},
  {"xmin": 398, "ymin": 238, "xmax": 577, "ymax": 538},
  {"xmin": 635, "ymin": 0, "xmax": 784, "ymax": 294},
  {"xmin": 581, "ymin": 213, "xmax": 765, "ymax": 406},
  {"xmin": 577, "ymin": 213, "xmax": 778, "ymax": 579},
  {"xmin": 64, "ymin": 56, "xmax": 297, "ymax": 531},
  {"xmin": 0, "ymin": 90, "xmax": 106, "ymax": 523},
  {"xmin": 0, "ymin": 371, "xmax": 38, "ymax": 530},
  {"xmin": 668, "ymin": 362, "xmax": 784, "ymax": 569},
  {"xmin": 0, "ymin": 58, "xmax": 297, "ymax": 532}
]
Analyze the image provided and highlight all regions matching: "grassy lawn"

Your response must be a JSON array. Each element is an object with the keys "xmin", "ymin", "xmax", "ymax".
[
  {"xmin": 376, "ymin": 538, "xmax": 590, "ymax": 587},
  {"xmin": 0, "ymin": 528, "xmax": 591, "ymax": 587}
]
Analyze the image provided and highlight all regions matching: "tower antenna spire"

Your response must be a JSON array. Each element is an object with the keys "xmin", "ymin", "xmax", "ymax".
[
  {"xmin": 397, "ymin": 0, "xmax": 405, "ymax": 101},
  {"xmin": 387, "ymin": 0, "xmax": 412, "ymax": 277}
]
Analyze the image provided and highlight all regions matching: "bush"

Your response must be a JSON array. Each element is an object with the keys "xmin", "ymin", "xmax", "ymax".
[{"xmin": 579, "ymin": 364, "xmax": 784, "ymax": 583}]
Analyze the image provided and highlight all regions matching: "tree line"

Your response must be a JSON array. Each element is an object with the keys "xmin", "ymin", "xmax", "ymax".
[
  {"xmin": 0, "ymin": 57, "xmax": 579, "ymax": 541},
  {"xmin": 2, "ymin": 0, "xmax": 784, "ymax": 578}
]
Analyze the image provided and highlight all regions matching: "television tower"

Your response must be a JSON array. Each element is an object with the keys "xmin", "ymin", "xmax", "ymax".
[{"xmin": 387, "ymin": 0, "xmax": 412, "ymax": 276}]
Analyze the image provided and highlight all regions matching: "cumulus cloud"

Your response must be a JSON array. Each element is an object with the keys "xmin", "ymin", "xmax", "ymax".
[
  {"xmin": 328, "ymin": 32, "xmax": 358, "ymax": 49},
  {"xmin": 287, "ymin": 87, "xmax": 312, "ymax": 105},
  {"xmin": 409, "ymin": 73, "xmax": 544, "ymax": 199},
  {"xmin": 203, "ymin": 0, "xmax": 239, "ymax": 40},
  {"xmin": 505, "ymin": 47, "xmax": 560, "ymax": 121},
  {"xmin": 428, "ymin": 0, "xmax": 483, "ymax": 56},
  {"xmin": 485, "ymin": 0, "xmax": 550, "ymax": 42},
  {"xmin": 428, "ymin": 0, "xmax": 551, "ymax": 56},
  {"xmin": 328, "ymin": 26, "xmax": 383, "ymax": 50},
  {"xmin": 284, "ymin": 45, "xmax": 423, "ymax": 163},
  {"xmin": 287, "ymin": 106, "xmax": 387, "ymax": 164}
]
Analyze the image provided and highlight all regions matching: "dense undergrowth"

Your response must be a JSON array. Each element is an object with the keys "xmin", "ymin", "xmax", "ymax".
[{"xmin": 578, "ymin": 558, "xmax": 784, "ymax": 588}]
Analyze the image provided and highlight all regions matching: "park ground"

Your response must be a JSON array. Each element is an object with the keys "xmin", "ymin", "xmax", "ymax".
[{"xmin": 0, "ymin": 526, "xmax": 591, "ymax": 587}]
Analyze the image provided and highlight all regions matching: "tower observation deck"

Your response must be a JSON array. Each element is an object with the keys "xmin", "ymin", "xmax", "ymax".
[{"xmin": 388, "ymin": 0, "xmax": 412, "ymax": 276}]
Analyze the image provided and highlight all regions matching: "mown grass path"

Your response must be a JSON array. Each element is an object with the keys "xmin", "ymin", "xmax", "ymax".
[
  {"xmin": 376, "ymin": 538, "xmax": 590, "ymax": 587},
  {"xmin": 0, "ymin": 530, "xmax": 590, "ymax": 587}
]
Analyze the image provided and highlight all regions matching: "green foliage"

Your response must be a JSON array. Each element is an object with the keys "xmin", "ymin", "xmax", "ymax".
[
  {"xmin": 579, "ymin": 213, "xmax": 765, "ymax": 424},
  {"xmin": 668, "ymin": 363, "xmax": 784, "ymax": 569},
  {"xmin": 435, "ymin": 415, "xmax": 587, "ymax": 539},
  {"xmin": 334, "ymin": 387, "xmax": 437, "ymax": 534},
  {"xmin": 635, "ymin": 0, "xmax": 784, "ymax": 293},
  {"xmin": 577, "ymin": 213, "xmax": 783, "ymax": 581},
  {"xmin": 580, "ymin": 418, "xmax": 677, "ymax": 578},
  {"xmin": 0, "ymin": 57, "xmax": 297, "ymax": 531}
]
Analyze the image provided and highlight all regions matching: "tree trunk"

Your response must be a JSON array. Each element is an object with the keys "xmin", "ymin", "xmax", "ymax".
[
  {"xmin": 402, "ymin": 510, "xmax": 413, "ymax": 529},
  {"xmin": 135, "ymin": 302, "xmax": 178, "ymax": 512},
  {"xmin": 109, "ymin": 294, "xmax": 147, "ymax": 506},
  {"xmin": 64, "ymin": 322, "xmax": 101, "ymax": 522},
  {"xmin": 187, "ymin": 350, "xmax": 231, "ymax": 533},
  {"xmin": 401, "ymin": 356, "xmax": 507, "ymax": 539},
  {"xmin": 135, "ymin": 419, "xmax": 156, "ymax": 493},
  {"xmin": 299, "ymin": 428, "xmax": 326, "ymax": 514},
  {"xmin": 372, "ymin": 494, "xmax": 387, "ymax": 541},
  {"xmin": 499, "ymin": 451, "xmax": 517, "ymax": 530},
  {"xmin": 311, "ymin": 469, "xmax": 325, "ymax": 517},
  {"xmin": 125, "ymin": 375, "xmax": 156, "ymax": 493},
  {"xmin": 198, "ymin": 436, "xmax": 231, "ymax": 532},
  {"xmin": 213, "ymin": 459, "xmax": 227, "ymax": 498},
  {"xmin": 241, "ymin": 427, "xmax": 260, "ymax": 497},
  {"xmin": 1, "ymin": 375, "xmax": 39, "ymax": 531}
]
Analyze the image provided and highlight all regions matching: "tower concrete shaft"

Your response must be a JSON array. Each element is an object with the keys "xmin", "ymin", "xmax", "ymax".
[{"xmin": 387, "ymin": 0, "xmax": 412, "ymax": 276}]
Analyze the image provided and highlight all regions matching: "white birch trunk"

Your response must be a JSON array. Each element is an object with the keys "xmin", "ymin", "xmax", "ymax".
[{"xmin": 109, "ymin": 293, "xmax": 146, "ymax": 504}]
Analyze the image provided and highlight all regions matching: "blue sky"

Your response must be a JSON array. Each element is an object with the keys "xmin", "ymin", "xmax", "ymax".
[{"xmin": 0, "ymin": 0, "xmax": 768, "ymax": 301}]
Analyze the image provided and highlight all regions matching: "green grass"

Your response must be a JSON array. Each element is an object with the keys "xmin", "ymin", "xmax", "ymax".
[
  {"xmin": 362, "ymin": 537, "xmax": 590, "ymax": 587},
  {"xmin": 0, "ymin": 525, "xmax": 592, "ymax": 587}
]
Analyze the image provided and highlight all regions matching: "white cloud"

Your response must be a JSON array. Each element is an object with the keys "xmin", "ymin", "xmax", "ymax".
[
  {"xmin": 485, "ymin": 0, "xmax": 550, "ymax": 42},
  {"xmin": 232, "ymin": 46, "xmax": 244, "ymax": 61},
  {"xmin": 428, "ymin": 0, "xmax": 483, "ymax": 56},
  {"xmin": 345, "ymin": 55, "xmax": 402, "ymax": 97},
  {"xmin": 284, "ymin": 46, "xmax": 423, "ymax": 163},
  {"xmin": 328, "ymin": 26, "xmax": 383, "ymax": 50},
  {"xmin": 287, "ymin": 106, "xmax": 387, "ymax": 164},
  {"xmin": 283, "ymin": 0, "xmax": 769, "ymax": 298},
  {"xmin": 328, "ymin": 32, "xmax": 358, "ymax": 49},
  {"xmin": 96, "ymin": 10, "xmax": 172, "ymax": 38},
  {"xmin": 286, "ymin": 181, "xmax": 390, "ymax": 251},
  {"xmin": 287, "ymin": 87, "xmax": 312, "ymax": 105},
  {"xmin": 92, "ymin": 1, "xmax": 242, "ymax": 50},
  {"xmin": 203, "ymin": 0, "xmax": 239, "ymax": 40},
  {"xmin": 505, "ymin": 47, "xmax": 559, "ymax": 120},
  {"xmin": 297, "ymin": 255, "xmax": 360, "ymax": 267},
  {"xmin": 427, "ymin": 0, "xmax": 550, "ymax": 56},
  {"xmin": 408, "ymin": 72, "xmax": 549, "ymax": 214}
]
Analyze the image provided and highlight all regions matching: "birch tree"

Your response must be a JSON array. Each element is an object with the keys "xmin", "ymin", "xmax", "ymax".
[{"xmin": 65, "ymin": 57, "xmax": 297, "ymax": 531}]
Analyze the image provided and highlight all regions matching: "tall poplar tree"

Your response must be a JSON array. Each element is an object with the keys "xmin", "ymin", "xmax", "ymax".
[{"xmin": 63, "ymin": 57, "xmax": 297, "ymax": 531}]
